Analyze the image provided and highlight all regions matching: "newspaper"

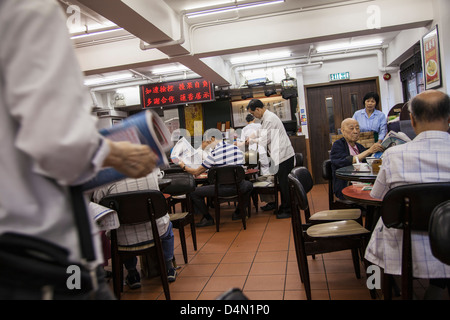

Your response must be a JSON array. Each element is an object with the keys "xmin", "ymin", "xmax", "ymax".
[
  {"xmin": 373, "ymin": 130, "xmax": 411, "ymax": 158},
  {"xmin": 82, "ymin": 110, "xmax": 173, "ymax": 191},
  {"xmin": 170, "ymin": 137, "xmax": 203, "ymax": 168},
  {"xmin": 88, "ymin": 202, "xmax": 119, "ymax": 231}
]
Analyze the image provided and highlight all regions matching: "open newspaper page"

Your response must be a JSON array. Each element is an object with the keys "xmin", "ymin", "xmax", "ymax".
[
  {"xmin": 170, "ymin": 137, "xmax": 203, "ymax": 169},
  {"xmin": 373, "ymin": 130, "xmax": 411, "ymax": 158},
  {"xmin": 82, "ymin": 110, "xmax": 173, "ymax": 191}
]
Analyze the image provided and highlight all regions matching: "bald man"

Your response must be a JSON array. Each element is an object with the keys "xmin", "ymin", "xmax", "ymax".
[
  {"xmin": 366, "ymin": 90, "xmax": 450, "ymax": 299},
  {"xmin": 330, "ymin": 118, "xmax": 383, "ymax": 199}
]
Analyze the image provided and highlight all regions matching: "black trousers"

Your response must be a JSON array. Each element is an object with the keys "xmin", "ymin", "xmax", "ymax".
[{"xmin": 275, "ymin": 156, "xmax": 295, "ymax": 214}]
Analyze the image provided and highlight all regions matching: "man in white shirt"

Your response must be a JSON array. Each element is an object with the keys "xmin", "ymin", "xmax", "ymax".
[
  {"xmin": 239, "ymin": 114, "xmax": 261, "ymax": 152},
  {"xmin": 247, "ymin": 99, "xmax": 295, "ymax": 219},
  {"xmin": 0, "ymin": 0, "xmax": 157, "ymax": 299},
  {"xmin": 365, "ymin": 90, "xmax": 450, "ymax": 299}
]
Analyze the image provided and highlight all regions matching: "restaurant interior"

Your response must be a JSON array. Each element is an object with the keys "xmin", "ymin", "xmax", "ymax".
[{"xmin": 59, "ymin": 0, "xmax": 450, "ymax": 300}]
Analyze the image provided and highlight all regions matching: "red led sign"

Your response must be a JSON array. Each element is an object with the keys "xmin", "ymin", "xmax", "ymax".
[{"xmin": 140, "ymin": 78, "xmax": 215, "ymax": 108}]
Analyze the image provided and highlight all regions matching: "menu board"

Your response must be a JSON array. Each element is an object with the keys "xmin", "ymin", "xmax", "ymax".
[
  {"xmin": 140, "ymin": 78, "xmax": 214, "ymax": 108},
  {"xmin": 422, "ymin": 26, "xmax": 442, "ymax": 90}
]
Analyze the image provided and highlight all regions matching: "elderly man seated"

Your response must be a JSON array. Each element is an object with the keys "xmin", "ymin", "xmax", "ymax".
[
  {"xmin": 366, "ymin": 90, "xmax": 450, "ymax": 299},
  {"xmin": 330, "ymin": 118, "xmax": 383, "ymax": 200}
]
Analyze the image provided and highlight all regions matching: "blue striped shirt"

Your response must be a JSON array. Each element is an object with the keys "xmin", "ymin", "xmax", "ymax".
[
  {"xmin": 353, "ymin": 109, "xmax": 387, "ymax": 141},
  {"xmin": 202, "ymin": 141, "xmax": 244, "ymax": 169}
]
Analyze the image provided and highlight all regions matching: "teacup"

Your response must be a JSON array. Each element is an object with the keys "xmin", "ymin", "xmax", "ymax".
[
  {"xmin": 366, "ymin": 157, "xmax": 377, "ymax": 166},
  {"xmin": 371, "ymin": 159, "xmax": 382, "ymax": 174}
]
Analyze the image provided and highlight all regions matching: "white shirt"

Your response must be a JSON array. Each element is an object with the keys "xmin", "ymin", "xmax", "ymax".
[
  {"xmin": 365, "ymin": 130, "xmax": 450, "ymax": 278},
  {"xmin": 240, "ymin": 122, "xmax": 261, "ymax": 151},
  {"xmin": 0, "ymin": 0, "xmax": 108, "ymax": 264},
  {"xmin": 93, "ymin": 170, "xmax": 170, "ymax": 247},
  {"xmin": 256, "ymin": 110, "xmax": 295, "ymax": 167}
]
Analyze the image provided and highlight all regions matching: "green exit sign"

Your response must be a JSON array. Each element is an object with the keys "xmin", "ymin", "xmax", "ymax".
[{"xmin": 329, "ymin": 72, "xmax": 350, "ymax": 81}]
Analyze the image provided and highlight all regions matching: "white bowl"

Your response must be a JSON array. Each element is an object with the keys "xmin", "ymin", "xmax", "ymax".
[{"xmin": 353, "ymin": 163, "xmax": 370, "ymax": 172}]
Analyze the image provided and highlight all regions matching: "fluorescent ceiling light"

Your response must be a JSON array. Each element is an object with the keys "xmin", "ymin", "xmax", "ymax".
[
  {"xmin": 84, "ymin": 72, "xmax": 134, "ymax": 86},
  {"xmin": 316, "ymin": 39, "xmax": 383, "ymax": 53},
  {"xmin": 151, "ymin": 65, "xmax": 190, "ymax": 75},
  {"xmin": 230, "ymin": 50, "xmax": 291, "ymax": 64},
  {"xmin": 185, "ymin": 0, "xmax": 284, "ymax": 19},
  {"xmin": 70, "ymin": 27, "xmax": 124, "ymax": 40}
]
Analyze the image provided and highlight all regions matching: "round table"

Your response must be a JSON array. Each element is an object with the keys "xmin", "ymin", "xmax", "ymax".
[
  {"xmin": 342, "ymin": 184, "xmax": 382, "ymax": 207},
  {"xmin": 342, "ymin": 184, "xmax": 382, "ymax": 231},
  {"xmin": 336, "ymin": 165, "xmax": 378, "ymax": 183}
]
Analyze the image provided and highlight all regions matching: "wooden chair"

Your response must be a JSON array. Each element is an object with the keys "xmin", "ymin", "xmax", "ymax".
[
  {"xmin": 297, "ymin": 166, "xmax": 362, "ymax": 223},
  {"xmin": 250, "ymin": 173, "xmax": 278, "ymax": 214},
  {"xmin": 208, "ymin": 165, "xmax": 249, "ymax": 232},
  {"xmin": 380, "ymin": 182, "xmax": 450, "ymax": 300},
  {"xmin": 429, "ymin": 200, "xmax": 450, "ymax": 266},
  {"xmin": 250, "ymin": 152, "xmax": 304, "ymax": 214},
  {"xmin": 288, "ymin": 167, "xmax": 370, "ymax": 300},
  {"xmin": 162, "ymin": 172, "xmax": 197, "ymax": 264},
  {"xmin": 100, "ymin": 190, "xmax": 171, "ymax": 300}
]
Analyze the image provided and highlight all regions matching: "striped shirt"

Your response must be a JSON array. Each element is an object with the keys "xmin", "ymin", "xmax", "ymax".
[
  {"xmin": 365, "ymin": 130, "xmax": 450, "ymax": 278},
  {"xmin": 93, "ymin": 169, "xmax": 170, "ymax": 247},
  {"xmin": 202, "ymin": 141, "xmax": 244, "ymax": 169}
]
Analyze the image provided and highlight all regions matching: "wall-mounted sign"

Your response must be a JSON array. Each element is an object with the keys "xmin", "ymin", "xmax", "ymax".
[
  {"xmin": 422, "ymin": 25, "xmax": 442, "ymax": 90},
  {"xmin": 329, "ymin": 72, "xmax": 350, "ymax": 82},
  {"xmin": 140, "ymin": 78, "xmax": 214, "ymax": 108}
]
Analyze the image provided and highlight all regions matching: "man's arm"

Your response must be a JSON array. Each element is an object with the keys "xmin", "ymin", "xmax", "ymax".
[{"xmin": 178, "ymin": 160, "xmax": 207, "ymax": 176}]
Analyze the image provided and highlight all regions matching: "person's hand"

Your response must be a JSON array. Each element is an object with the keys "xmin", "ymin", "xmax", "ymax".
[
  {"xmin": 103, "ymin": 140, "xmax": 158, "ymax": 178},
  {"xmin": 178, "ymin": 160, "xmax": 185, "ymax": 169},
  {"xmin": 368, "ymin": 142, "xmax": 384, "ymax": 154}
]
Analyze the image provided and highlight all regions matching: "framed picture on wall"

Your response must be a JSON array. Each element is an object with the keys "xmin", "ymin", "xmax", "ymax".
[
  {"xmin": 421, "ymin": 25, "xmax": 442, "ymax": 90},
  {"xmin": 231, "ymin": 96, "xmax": 291, "ymax": 128},
  {"xmin": 184, "ymin": 103, "xmax": 203, "ymax": 136}
]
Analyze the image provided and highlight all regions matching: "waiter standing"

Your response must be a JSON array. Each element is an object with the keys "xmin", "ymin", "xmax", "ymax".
[{"xmin": 247, "ymin": 99, "xmax": 295, "ymax": 219}]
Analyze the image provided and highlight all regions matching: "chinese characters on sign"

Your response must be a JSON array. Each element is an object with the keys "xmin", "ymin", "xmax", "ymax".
[
  {"xmin": 422, "ymin": 25, "xmax": 441, "ymax": 90},
  {"xmin": 140, "ymin": 78, "xmax": 215, "ymax": 108}
]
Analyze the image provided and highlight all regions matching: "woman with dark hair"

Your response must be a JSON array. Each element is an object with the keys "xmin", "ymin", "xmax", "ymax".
[{"xmin": 352, "ymin": 92, "xmax": 387, "ymax": 143}]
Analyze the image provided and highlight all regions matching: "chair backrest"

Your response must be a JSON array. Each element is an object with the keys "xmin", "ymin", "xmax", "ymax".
[
  {"xmin": 207, "ymin": 165, "xmax": 245, "ymax": 185},
  {"xmin": 381, "ymin": 182, "xmax": 450, "ymax": 299},
  {"xmin": 429, "ymin": 200, "xmax": 450, "ymax": 265},
  {"xmin": 162, "ymin": 172, "xmax": 196, "ymax": 196},
  {"xmin": 294, "ymin": 153, "xmax": 304, "ymax": 167},
  {"xmin": 322, "ymin": 159, "xmax": 334, "ymax": 207},
  {"xmin": 99, "ymin": 190, "xmax": 168, "ymax": 225},
  {"xmin": 288, "ymin": 171, "xmax": 310, "ymax": 241},
  {"xmin": 162, "ymin": 166, "xmax": 184, "ymax": 174},
  {"xmin": 288, "ymin": 168, "xmax": 311, "ymax": 212},
  {"xmin": 381, "ymin": 182, "xmax": 450, "ymax": 231},
  {"xmin": 291, "ymin": 166, "xmax": 314, "ymax": 194}
]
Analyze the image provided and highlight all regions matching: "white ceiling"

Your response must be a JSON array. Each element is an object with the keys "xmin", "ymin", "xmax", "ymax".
[{"xmin": 59, "ymin": 0, "xmax": 430, "ymax": 90}]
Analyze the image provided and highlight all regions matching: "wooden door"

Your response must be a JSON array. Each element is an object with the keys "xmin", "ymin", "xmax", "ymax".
[{"xmin": 306, "ymin": 79, "xmax": 379, "ymax": 184}]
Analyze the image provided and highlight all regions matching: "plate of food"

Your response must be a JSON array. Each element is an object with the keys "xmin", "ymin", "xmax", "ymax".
[{"xmin": 426, "ymin": 59, "xmax": 438, "ymax": 77}]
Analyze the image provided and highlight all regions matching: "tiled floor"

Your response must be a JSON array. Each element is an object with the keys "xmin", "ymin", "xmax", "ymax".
[{"xmin": 108, "ymin": 184, "xmax": 436, "ymax": 300}]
